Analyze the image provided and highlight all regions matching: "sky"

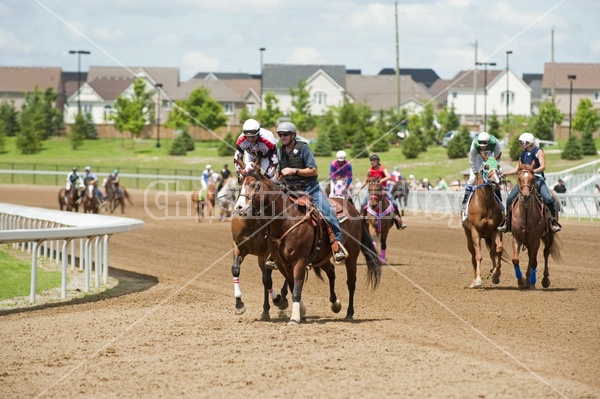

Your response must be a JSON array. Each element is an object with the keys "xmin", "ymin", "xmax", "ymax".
[{"xmin": 1, "ymin": 0, "xmax": 599, "ymax": 82}]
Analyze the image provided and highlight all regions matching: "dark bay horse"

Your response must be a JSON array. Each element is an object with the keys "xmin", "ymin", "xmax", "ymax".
[
  {"xmin": 509, "ymin": 164, "xmax": 561, "ymax": 289},
  {"xmin": 216, "ymin": 177, "xmax": 237, "ymax": 221},
  {"xmin": 82, "ymin": 180, "xmax": 103, "ymax": 214},
  {"xmin": 391, "ymin": 179, "xmax": 410, "ymax": 215},
  {"xmin": 58, "ymin": 185, "xmax": 83, "ymax": 212},
  {"xmin": 191, "ymin": 181, "xmax": 216, "ymax": 222},
  {"xmin": 365, "ymin": 180, "xmax": 394, "ymax": 263},
  {"xmin": 461, "ymin": 158, "xmax": 505, "ymax": 288},
  {"xmin": 103, "ymin": 177, "xmax": 133, "ymax": 214},
  {"xmin": 235, "ymin": 172, "xmax": 381, "ymax": 323}
]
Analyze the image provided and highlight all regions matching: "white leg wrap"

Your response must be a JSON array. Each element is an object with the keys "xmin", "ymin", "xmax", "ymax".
[
  {"xmin": 233, "ymin": 278, "xmax": 242, "ymax": 298},
  {"xmin": 269, "ymin": 289, "xmax": 279, "ymax": 300},
  {"xmin": 291, "ymin": 302, "xmax": 301, "ymax": 323}
]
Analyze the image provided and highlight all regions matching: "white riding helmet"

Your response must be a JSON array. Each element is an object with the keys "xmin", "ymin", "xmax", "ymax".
[
  {"xmin": 477, "ymin": 132, "xmax": 490, "ymax": 144},
  {"xmin": 519, "ymin": 132, "xmax": 535, "ymax": 145},
  {"xmin": 242, "ymin": 119, "xmax": 260, "ymax": 136},
  {"xmin": 206, "ymin": 164, "xmax": 211, "ymax": 170},
  {"xmin": 336, "ymin": 150, "xmax": 347, "ymax": 161}
]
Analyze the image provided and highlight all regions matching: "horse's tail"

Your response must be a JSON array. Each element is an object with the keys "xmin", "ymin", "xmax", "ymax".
[
  {"xmin": 548, "ymin": 235, "xmax": 562, "ymax": 263},
  {"xmin": 123, "ymin": 189, "xmax": 134, "ymax": 205},
  {"xmin": 360, "ymin": 219, "xmax": 382, "ymax": 289}
]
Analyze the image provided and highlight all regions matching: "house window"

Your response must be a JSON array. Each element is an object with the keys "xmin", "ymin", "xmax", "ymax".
[
  {"xmin": 83, "ymin": 104, "xmax": 92, "ymax": 114},
  {"xmin": 246, "ymin": 103, "xmax": 256, "ymax": 115},
  {"xmin": 501, "ymin": 91, "xmax": 514, "ymax": 104},
  {"xmin": 103, "ymin": 105, "xmax": 112, "ymax": 122},
  {"xmin": 452, "ymin": 92, "xmax": 457, "ymax": 98},
  {"xmin": 223, "ymin": 102, "xmax": 234, "ymax": 115},
  {"xmin": 595, "ymin": 91, "xmax": 600, "ymax": 102},
  {"xmin": 314, "ymin": 92, "xmax": 327, "ymax": 105}
]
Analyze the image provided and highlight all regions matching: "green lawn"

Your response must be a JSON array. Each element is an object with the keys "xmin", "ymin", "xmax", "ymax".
[
  {"xmin": 0, "ymin": 249, "xmax": 62, "ymax": 301},
  {"xmin": 0, "ymin": 136, "xmax": 598, "ymax": 185}
]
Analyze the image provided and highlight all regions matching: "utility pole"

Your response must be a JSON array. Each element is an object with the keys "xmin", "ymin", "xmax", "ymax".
[
  {"xmin": 69, "ymin": 50, "xmax": 91, "ymax": 115},
  {"xmin": 472, "ymin": 40, "xmax": 478, "ymax": 127},
  {"xmin": 475, "ymin": 62, "xmax": 496, "ymax": 131},
  {"xmin": 259, "ymin": 47, "xmax": 266, "ymax": 110},
  {"xmin": 155, "ymin": 83, "xmax": 163, "ymax": 148}
]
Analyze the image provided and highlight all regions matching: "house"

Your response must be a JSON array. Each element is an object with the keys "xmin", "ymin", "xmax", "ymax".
[
  {"xmin": 0, "ymin": 66, "xmax": 65, "ymax": 110},
  {"xmin": 541, "ymin": 63, "xmax": 600, "ymax": 115},
  {"xmin": 522, "ymin": 73, "xmax": 543, "ymax": 115},
  {"xmin": 443, "ymin": 69, "xmax": 532, "ymax": 126},
  {"xmin": 346, "ymin": 74, "xmax": 434, "ymax": 114},
  {"xmin": 262, "ymin": 64, "xmax": 347, "ymax": 117},
  {"xmin": 378, "ymin": 68, "xmax": 441, "ymax": 88}
]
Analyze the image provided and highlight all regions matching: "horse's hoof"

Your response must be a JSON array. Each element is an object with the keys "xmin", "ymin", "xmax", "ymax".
[
  {"xmin": 469, "ymin": 277, "xmax": 482, "ymax": 288},
  {"xmin": 275, "ymin": 298, "xmax": 289, "ymax": 311},
  {"xmin": 260, "ymin": 312, "xmax": 270, "ymax": 321},
  {"xmin": 491, "ymin": 275, "xmax": 500, "ymax": 284},
  {"xmin": 529, "ymin": 284, "xmax": 536, "ymax": 290},
  {"xmin": 288, "ymin": 319, "xmax": 300, "ymax": 325},
  {"xmin": 235, "ymin": 305, "xmax": 246, "ymax": 315},
  {"xmin": 542, "ymin": 277, "xmax": 550, "ymax": 288},
  {"xmin": 518, "ymin": 280, "xmax": 527, "ymax": 289},
  {"xmin": 331, "ymin": 300, "xmax": 342, "ymax": 314}
]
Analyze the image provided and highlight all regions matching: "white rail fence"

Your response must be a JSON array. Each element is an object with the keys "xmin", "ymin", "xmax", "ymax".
[{"xmin": 0, "ymin": 203, "xmax": 144, "ymax": 304}]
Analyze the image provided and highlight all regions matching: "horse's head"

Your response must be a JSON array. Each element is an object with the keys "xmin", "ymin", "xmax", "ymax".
[
  {"xmin": 517, "ymin": 164, "xmax": 536, "ymax": 202},
  {"xmin": 367, "ymin": 180, "xmax": 384, "ymax": 209},
  {"xmin": 235, "ymin": 172, "xmax": 268, "ymax": 216},
  {"xmin": 85, "ymin": 183, "xmax": 95, "ymax": 198},
  {"xmin": 481, "ymin": 158, "xmax": 500, "ymax": 189}
]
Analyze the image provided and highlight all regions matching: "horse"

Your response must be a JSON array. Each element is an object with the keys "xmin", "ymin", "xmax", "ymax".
[
  {"xmin": 391, "ymin": 179, "xmax": 410, "ymax": 216},
  {"xmin": 364, "ymin": 179, "xmax": 395, "ymax": 263},
  {"xmin": 461, "ymin": 158, "xmax": 506, "ymax": 288},
  {"xmin": 235, "ymin": 171, "xmax": 381, "ymax": 323},
  {"xmin": 191, "ymin": 181, "xmax": 217, "ymax": 222},
  {"xmin": 215, "ymin": 177, "xmax": 238, "ymax": 221},
  {"xmin": 82, "ymin": 179, "xmax": 103, "ymax": 214},
  {"xmin": 58, "ymin": 182, "xmax": 83, "ymax": 212},
  {"xmin": 509, "ymin": 164, "xmax": 561, "ymax": 289},
  {"xmin": 103, "ymin": 177, "xmax": 133, "ymax": 214}
]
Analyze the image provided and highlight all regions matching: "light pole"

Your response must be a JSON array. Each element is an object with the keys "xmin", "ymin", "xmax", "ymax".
[
  {"xmin": 259, "ymin": 47, "xmax": 266, "ymax": 110},
  {"xmin": 568, "ymin": 74, "xmax": 576, "ymax": 137},
  {"xmin": 505, "ymin": 50, "xmax": 512, "ymax": 121},
  {"xmin": 476, "ymin": 61, "xmax": 496, "ymax": 131},
  {"xmin": 69, "ymin": 50, "xmax": 91, "ymax": 115},
  {"xmin": 155, "ymin": 83, "xmax": 163, "ymax": 148}
]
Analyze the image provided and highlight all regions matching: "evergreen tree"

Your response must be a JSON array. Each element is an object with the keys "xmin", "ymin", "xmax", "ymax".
[
  {"xmin": 561, "ymin": 135, "xmax": 582, "ymax": 160},
  {"xmin": 421, "ymin": 103, "xmax": 437, "ymax": 145},
  {"xmin": 487, "ymin": 112, "xmax": 500, "ymax": 138},
  {"xmin": 84, "ymin": 111, "xmax": 98, "ymax": 139},
  {"xmin": 0, "ymin": 101, "xmax": 19, "ymax": 137},
  {"xmin": 70, "ymin": 113, "xmax": 86, "ymax": 150},
  {"xmin": 350, "ymin": 129, "xmax": 369, "ymax": 158},
  {"xmin": 321, "ymin": 109, "xmax": 344, "ymax": 151},
  {"xmin": 572, "ymin": 98, "xmax": 599, "ymax": 155},
  {"xmin": 289, "ymin": 80, "xmax": 317, "ymax": 132},
  {"xmin": 531, "ymin": 99, "xmax": 563, "ymax": 141},
  {"xmin": 401, "ymin": 134, "xmax": 421, "ymax": 159},
  {"xmin": 16, "ymin": 102, "xmax": 44, "ymax": 154},
  {"xmin": 508, "ymin": 134, "xmax": 521, "ymax": 161},
  {"xmin": 218, "ymin": 131, "xmax": 236, "ymax": 156},
  {"xmin": 447, "ymin": 125, "xmax": 471, "ymax": 159},
  {"xmin": 313, "ymin": 129, "xmax": 332, "ymax": 157}
]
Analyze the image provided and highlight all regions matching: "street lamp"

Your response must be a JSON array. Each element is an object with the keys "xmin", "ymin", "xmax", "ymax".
[
  {"xmin": 568, "ymin": 74, "xmax": 576, "ymax": 137},
  {"xmin": 505, "ymin": 50, "xmax": 512, "ymax": 121},
  {"xmin": 155, "ymin": 83, "xmax": 163, "ymax": 148},
  {"xmin": 475, "ymin": 61, "xmax": 496, "ymax": 131},
  {"xmin": 259, "ymin": 47, "xmax": 266, "ymax": 109},
  {"xmin": 69, "ymin": 50, "xmax": 91, "ymax": 115}
]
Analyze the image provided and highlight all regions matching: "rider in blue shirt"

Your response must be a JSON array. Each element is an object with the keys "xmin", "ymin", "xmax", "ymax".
[{"xmin": 497, "ymin": 132, "xmax": 561, "ymax": 233}]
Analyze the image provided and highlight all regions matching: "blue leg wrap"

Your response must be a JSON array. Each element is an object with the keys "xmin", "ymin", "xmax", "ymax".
[
  {"xmin": 530, "ymin": 269, "xmax": 537, "ymax": 285},
  {"xmin": 514, "ymin": 265, "xmax": 522, "ymax": 280}
]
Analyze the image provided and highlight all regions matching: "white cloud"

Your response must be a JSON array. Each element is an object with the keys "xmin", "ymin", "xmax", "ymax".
[
  {"xmin": 181, "ymin": 51, "xmax": 220, "ymax": 80},
  {"xmin": 0, "ymin": 28, "xmax": 31, "ymax": 51},
  {"xmin": 153, "ymin": 33, "xmax": 180, "ymax": 47},
  {"xmin": 92, "ymin": 26, "xmax": 126, "ymax": 43},
  {"xmin": 284, "ymin": 48, "xmax": 329, "ymax": 65}
]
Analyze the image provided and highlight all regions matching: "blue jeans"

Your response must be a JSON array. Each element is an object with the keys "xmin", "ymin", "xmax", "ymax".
[
  {"xmin": 305, "ymin": 180, "xmax": 343, "ymax": 242},
  {"xmin": 94, "ymin": 186, "xmax": 104, "ymax": 202},
  {"xmin": 506, "ymin": 177, "xmax": 553, "ymax": 208}
]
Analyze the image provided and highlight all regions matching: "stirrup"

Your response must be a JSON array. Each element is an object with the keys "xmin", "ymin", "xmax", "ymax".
[
  {"xmin": 497, "ymin": 221, "xmax": 508, "ymax": 232},
  {"xmin": 265, "ymin": 260, "xmax": 277, "ymax": 270},
  {"xmin": 550, "ymin": 220, "xmax": 561, "ymax": 233}
]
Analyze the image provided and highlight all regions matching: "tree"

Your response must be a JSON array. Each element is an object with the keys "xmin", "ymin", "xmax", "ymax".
[
  {"xmin": 218, "ymin": 131, "xmax": 236, "ymax": 156},
  {"xmin": 169, "ymin": 132, "xmax": 189, "ymax": 156},
  {"xmin": 437, "ymin": 105, "xmax": 460, "ymax": 141},
  {"xmin": 350, "ymin": 129, "xmax": 369, "ymax": 158},
  {"xmin": 487, "ymin": 112, "xmax": 500, "ymax": 138},
  {"xmin": 0, "ymin": 101, "xmax": 19, "ymax": 137},
  {"xmin": 256, "ymin": 93, "xmax": 283, "ymax": 129},
  {"xmin": 112, "ymin": 78, "xmax": 153, "ymax": 147},
  {"xmin": 447, "ymin": 125, "xmax": 471, "ymax": 159},
  {"xmin": 572, "ymin": 98, "xmax": 599, "ymax": 155},
  {"xmin": 531, "ymin": 99, "xmax": 563, "ymax": 141},
  {"xmin": 289, "ymin": 80, "xmax": 317, "ymax": 132},
  {"xmin": 16, "ymin": 100, "xmax": 45, "ymax": 154},
  {"xmin": 313, "ymin": 129, "xmax": 332, "ymax": 157},
  {"xmin": 70, "ymin": 113, "xmax": 86, "ymax": 150},
  {"xmin": 165, "ymin": 86, "xmax": 227, "ymax": 136},
  {"xmin": 401, "ymin": 134, "xmax": 421, "ymax": 159},
  {"xmin": 84, "ymin": 111, "xmax": 98, "ymax": 139},
  {"xmin": 320, "ymin": 109, "xmax": 344, "ymax": 151},
  {"xmin": 561, "ymin": 135, "xmax": 582, "ymax": 160},
  {"xmin": 421, "ymin": 103, "xmax": 437, "ymax": 145}
]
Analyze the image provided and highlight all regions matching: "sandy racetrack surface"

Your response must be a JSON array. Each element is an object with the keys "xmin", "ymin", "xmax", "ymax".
[{"xmin": 0, "ymin": 184, "xmax": 599, "ymax": 398}]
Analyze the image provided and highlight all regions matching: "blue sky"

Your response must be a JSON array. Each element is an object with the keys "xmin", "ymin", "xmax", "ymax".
[{"xmin": 1, "ymin": 0, "xmax": 598, "ymax": 81}]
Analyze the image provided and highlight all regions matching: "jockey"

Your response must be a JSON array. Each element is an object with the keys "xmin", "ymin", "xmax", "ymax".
[
  {"xmin": 83, "ymin": 166, "xmax": 105, "ymax": 203},
  {"xmin": 358, "ymin": 154, "xmax": 406, "ymax": 230},
  {"xmin": 329, "ymin": 150, "xmax": 353, "ymax": 197},
  {"xmin": 233, "ymin": 119, "xmax": 278, "ymax": 179},
  {"xmin": 109, "ymin": 169, "xmax": 121, "ymax": 194},
  {"xmin": 389, "ymin": 166, "xmax": 402, "ymax": 194},
  {"xmin": 201, "ymin": 165, "xmax": 213, "ymax": 191},
  {"xmin": 497, "ymin": 132, "xmax": 561, "ymax": 233},
  {"xmin": 66, "ymin": 167, "xmax": 84, "ymax": 204},
  {"xmin": 462, "ymin": 132, "xmax": 502, "ymax": 207}
]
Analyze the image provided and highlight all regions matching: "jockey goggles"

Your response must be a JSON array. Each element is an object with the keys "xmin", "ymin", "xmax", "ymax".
[{"xmin": 243, "ymin": 129, "xmax": 260, "ymax": 137}]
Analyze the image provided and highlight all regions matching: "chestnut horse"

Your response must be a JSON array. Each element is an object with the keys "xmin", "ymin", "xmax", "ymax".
[
  {"xmin": 234, "ymin": 171, "xmax": 381, "ymax": 323},
  {"xmin": 58, "ymin": 184, "xmax": 83, "ymax": 212},
  {"xmin": 461, "ymin": 158, "xmax": 506, "ymax": 288},
  {"xmin": 191, "ymin": 181, "xmax": 216, "ymax": 222},
  {"xmin": 103, "ymin": 177, "xmax": 133, "ymax": 214},
  {"xmin": 365, "ymin": 180, "xmax": 394, "ymax": 263},
  {"xmin": 509, "ymin": 164, "xmax": 561, "ymax": 289}
]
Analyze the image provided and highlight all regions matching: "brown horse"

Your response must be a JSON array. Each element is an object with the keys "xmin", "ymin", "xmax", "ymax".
[
  {"xmin": 58, "ymin": 184, "xmax": 83, "ymax": 212},
  {"xmin": 365, "ymin": 180, "xmax": 395, "ymax": 263},
  {"xmin": 103, "ymin": 177, "xmax": 133, "ymax": 214},
  {"xmin": 509, "ymin": 164, "xmax": 561, "ymax": 289},
  {"xmin": 191, "ymin": 181, "xmax": 216, "ymax": 222},
  {"xmin": 215, "ymin": 177, "xmax": 237, "ymax": 221},
  {"xmin": 82, "ymin": 180, "xmax": 103, "ymax": 214},
  {"xmin": 391, "ymin": 179, "xmax": 410, "ymax": 215},
  {"xmin": 461, "ymin": 158, "xmax": 506, "ymax": 288},
  {"xmin": 234, "ymin": 171, "xmax": 381, "ymax": 323}
]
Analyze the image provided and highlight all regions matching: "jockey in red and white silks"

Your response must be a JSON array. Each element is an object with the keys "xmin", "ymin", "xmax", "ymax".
[{"xmin": 233, "ymin": 119, "xmax": 278, "ymax": 179}]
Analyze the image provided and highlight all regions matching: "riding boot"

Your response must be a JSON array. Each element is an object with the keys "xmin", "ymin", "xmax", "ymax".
[
  {"xmin": 547, "ymin": 202, "xmax": 562, "ymax": 233},
  {"xmin": 497, "ymin": 207, "xmax": 511, "ymax": 232},
  {"xmin": 333, "ymin": 241, "xmax": 347, "ymax": 263}
]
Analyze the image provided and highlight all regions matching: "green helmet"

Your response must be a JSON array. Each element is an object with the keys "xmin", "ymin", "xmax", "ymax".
[{"xmin": 114, "ymin": 169, "xmax": 119, "ymax": 174}]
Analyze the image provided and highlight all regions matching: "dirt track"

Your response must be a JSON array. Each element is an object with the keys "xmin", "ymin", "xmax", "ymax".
[{"xmin": 1, "ymin": 184, "xmax": 599, "ymax": 398}]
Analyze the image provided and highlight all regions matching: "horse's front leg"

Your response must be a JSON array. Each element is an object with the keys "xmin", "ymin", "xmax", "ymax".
[
  {"xmin": 542, "ymin": 235, "xmax": 553, "ymax": 288},
  {"xmin": 469, "ymin": 228, "xmax": 483, "ymax": 288},
  {"xmin": 525, "ymin": 241, "xmax": 540, "ymax": 289},
  {"xmin": 379, "ymin": 224, "xmax": 389, "ymax": 264},
  {"xmin": 322, "ymin": 263, "xmax": 341, "ymax": 314},
  {"xmin": 491, "ymin": 232, "xmax": 503, "ymax": 284},
  {"xmin": 289, "ymin": 262, "xmax": 307, "ymax": 325},
  {"xmin": 512, "ymin": 236, "xmax": 527, "ymax": 289},
  {"xmin": 231, "ymin": 243, "xmax": 245, "ymax": 315}
]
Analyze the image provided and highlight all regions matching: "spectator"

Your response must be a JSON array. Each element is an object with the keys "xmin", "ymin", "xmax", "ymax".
[
  {"xmin": 553, "ymin": 178, "xmax": 567, "ymax": 211},
  {"xmin": 408, "ymin": 174, "xmax": 419, "ymax": 190},
  {"xmin": 434, "ymin": 177, "xmax": 448, "ymax": 191},
  {"xmin": 419, "ymin": 178, "xmax": 433, "ymax": 191}
]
